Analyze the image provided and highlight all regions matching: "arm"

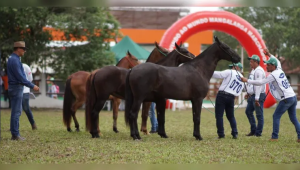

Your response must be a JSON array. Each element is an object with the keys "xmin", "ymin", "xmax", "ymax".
[
  {"xmin": 212, "ymin": 70, "xmax": 230, "ymax": 79},
  {"xmin": 248, "ymin": 75, "xmax": 275, "ymax": 85},
  {"xmin": 10, "ymin": 59, "xmax": 34, "ymax": 89}
]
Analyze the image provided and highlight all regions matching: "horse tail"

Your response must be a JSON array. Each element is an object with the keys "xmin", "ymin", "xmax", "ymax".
[
  {"xmin": 63, "ymin": 77, "xmax": 74, "ymax": 127},
  {"xmin": 125, "ymin": 70, "xmax": 133, "ymax": 126},
  {"xmin": 85, "ymin": 73, "xmax": 96, "ymax": 131}
]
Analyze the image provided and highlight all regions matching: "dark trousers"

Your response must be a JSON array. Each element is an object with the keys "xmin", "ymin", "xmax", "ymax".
[
  {"xmin": 22, "ymin": 93, "xmax": 35, "ymax": 126},
  {"xmin": 9, "ymin": 84, "xmax": 24, "ymax": 137},
  {"xmin": 245, "ymin": 93, "xmax": 266, "ymax": 136},
  {"xmin": 215, "ymin": 92, "xmax": 238, "ymax": 137}
]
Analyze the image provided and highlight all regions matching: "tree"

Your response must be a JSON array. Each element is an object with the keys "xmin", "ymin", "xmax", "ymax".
[
  {"xmin": 0, "ymin": 7, "xmax": 121, "ymax": 79},
  {"xmin": 0, "ymin": 7, "xmax": 52, "ymax": 69},
  {"xmin": 44, "ymin": 7, "xmax": 121, "ymax": 79}
]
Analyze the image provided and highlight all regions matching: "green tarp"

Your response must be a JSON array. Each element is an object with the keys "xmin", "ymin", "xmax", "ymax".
[{"xmin": 111, "ymin": 36, "xmax": 150, "ymax": 62}]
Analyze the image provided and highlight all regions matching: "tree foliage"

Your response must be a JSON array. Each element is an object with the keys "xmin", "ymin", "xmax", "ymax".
[{"xmin": 0, "ymin": 7, "xmax": 120, "ymax": 79}]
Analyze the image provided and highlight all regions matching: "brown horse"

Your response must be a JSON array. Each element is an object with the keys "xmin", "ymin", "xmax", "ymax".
[
  {"xmin": 86, "ymin": 42, "xmax": 195, "ymax": 138},
  {"xmin": 62, "ymin": 51, "xmax": 140, "ymax": 132}
]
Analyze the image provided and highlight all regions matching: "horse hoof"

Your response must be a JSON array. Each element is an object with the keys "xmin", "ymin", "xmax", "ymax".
[
  {"xmin": 159, "ymin": 134, "xmax": 169, "ymax": 138},
  {"xmin": 92, "ymin": 134, "xmax": 100, "ymax": 138},
  {"xmin": 67, "ymin": 128, "xmax": 72, "ymax": 132},
  {"xmin": 76, "ymin": 129, "xmax": 80, "ymax": 132},
  {"xmin": 195, "ymin": 136, "xmax": 203, "ymax": 140},
  {"xmin": 113, "ymin": 127, "xmax": 119, "ymax": 133}
]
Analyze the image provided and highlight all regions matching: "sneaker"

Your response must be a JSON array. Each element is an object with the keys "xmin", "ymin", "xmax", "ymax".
[
  {"xmin": 32, "ymin": 123, "xmax": 37, "ymax": 130},
  {"xmin": 246, "ymin": 132, "xmax": 255, "ymax": 136},
  {"xmin": 297, "ymin": 139, "xmax": 300, "ymax": 143},
  {"xmin": 269, "ymin": 138, "xmax": 278, "ymax": 142},
  {"xmin": 11, "ymin": 136, "xmax": 25, "ymax": 141}
]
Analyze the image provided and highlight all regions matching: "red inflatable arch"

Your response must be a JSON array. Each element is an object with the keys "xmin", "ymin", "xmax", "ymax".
[{"xmin": 160, "ymin": 11, "xmax": 276, "ymax": 108}]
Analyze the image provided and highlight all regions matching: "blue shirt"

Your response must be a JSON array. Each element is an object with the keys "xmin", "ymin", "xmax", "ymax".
[{"xmin": 7, "ymin": 53, "xmax": 34, "ymax": 89}]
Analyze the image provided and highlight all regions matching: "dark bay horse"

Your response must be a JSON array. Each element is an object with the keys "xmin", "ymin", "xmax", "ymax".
[
  {"xmin": 125, "ymin": 36, "xmax": 241, "ymax": 140},
  {"xmin": 86, "ymin": 42, "xmax": 195, "ymax": 138},
  {"xmin": 62, "ymin": 51, "xmax": 140, "ymax": 132}
]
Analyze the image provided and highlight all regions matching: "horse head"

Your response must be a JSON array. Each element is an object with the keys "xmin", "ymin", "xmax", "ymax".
[
  {"xmin": 174, "ymin": 42, "xmax": 195, "ymax": 63},
  {"xmin": 214, "ymin": 36, "xmax": 241, "ymax": 63},
  {"xmin": 116, "ymin": 51, "xmax": 140, "ymax": 68}
]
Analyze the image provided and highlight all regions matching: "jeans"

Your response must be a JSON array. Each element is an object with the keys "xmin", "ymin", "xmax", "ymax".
[
  {"xmin": 215, "ymin": 93, "xmax": 238, "ymax": 137},
  {"xmin": 9, "ymin": 84, "xmax": 24, "ymax": 137},
  {"xmin": 245, "ymin": 93, "xmax": 266, "ymax": 136},
  {"xmin": 272, "ymin": 96, "xmax": 300, "ymax": 139},
  {"xmin": 22, "ymin": 93, "xmax": 35, "ymax": 126},
  {"xmin": 149, "ymin": 102, "xmax": 158, "ymax": 131}
]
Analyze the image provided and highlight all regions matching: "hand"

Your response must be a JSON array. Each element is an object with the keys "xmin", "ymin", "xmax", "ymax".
[
  {"xmin": 255, "ymin": 100, "xmax": 260, "ymax": 107},
  {"xmin": 241, "ymin": 77, "xmax": 248, "ymax": 82},
  {"xmin": 244, "ymin": 94, "xmax": 249, "ymax": 99},
  {"xmin": 33, "ymin": 85, "xmax": 39, "ymax": 91},
  {"xmin": 263, "ymin": 48, "xmax": 270, "ymax": 56}
]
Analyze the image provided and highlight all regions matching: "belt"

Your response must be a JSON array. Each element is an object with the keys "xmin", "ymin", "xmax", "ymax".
[{"xmin": 218, "ymin": 91, "xmax": 235, "ymax": 97}]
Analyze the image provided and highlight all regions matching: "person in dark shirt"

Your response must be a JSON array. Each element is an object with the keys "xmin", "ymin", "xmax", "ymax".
[{"xmin": 7, "ymin": 41, "xmax": 39, "ymax": 141}]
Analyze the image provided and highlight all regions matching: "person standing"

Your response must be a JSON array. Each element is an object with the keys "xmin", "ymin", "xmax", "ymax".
[
  {"xmin": 212, "ymin": 62, "xmax": 244, "ymax": 139},
  {"xmin": 241, "ymin": 58, "xmax": 300, "ymax": 142},
  {"xmin": 2, "ymin": 71, "xmax": 10, "ymax": 108},
  {"xmin": 22, "ymin": 63, "xmax": 37, "ymax": 130},
  {"xmin": 7, "ymin": 41, "xmax": 39, "ymax": 141},
  {"xmin": 244, "ymin": 55, "xmax": 266, "ymax": 137}
]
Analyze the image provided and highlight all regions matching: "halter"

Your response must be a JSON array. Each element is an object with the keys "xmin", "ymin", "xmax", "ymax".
[
  {"xmin": 124, "ymin": 56, "xmax": 136, "ymax": 68},
  {"xmin": 174, "ymin": 48, "xmax": 194, "ymax": 59},
  {"xmin": 157, "ymin": 48, "xmax": 168, "ymax": 56}
]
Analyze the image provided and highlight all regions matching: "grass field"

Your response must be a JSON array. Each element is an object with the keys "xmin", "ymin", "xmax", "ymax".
[{"xmin": 1, "ymin": 108, "xmax": 300, "ymax": 164}]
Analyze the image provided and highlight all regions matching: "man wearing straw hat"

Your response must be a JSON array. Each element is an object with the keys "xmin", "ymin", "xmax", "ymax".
[{"xmin": 7, "ymin": 41, "xmax": 39, "ymax": 141}]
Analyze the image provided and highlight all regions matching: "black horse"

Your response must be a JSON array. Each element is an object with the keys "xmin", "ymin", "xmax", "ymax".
[
  {"xmin": 86, "ymin": 42, "xmax": 195, "ymax": 138},
  {"xmin": 125, "ymin": 36, "xmax": 241, "ymax": 140}
]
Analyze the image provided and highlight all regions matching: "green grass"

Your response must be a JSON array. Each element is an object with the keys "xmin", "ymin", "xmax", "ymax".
[{"xmin": 1, "ymin": 108, "xmax": 300, "ymax": 164}]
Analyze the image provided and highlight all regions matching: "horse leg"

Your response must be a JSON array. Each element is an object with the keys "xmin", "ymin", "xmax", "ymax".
[
  {"xmin": 90, "ymin": 99, "xmax": 107, "ymax": 138},
  {"xmin": 156, "ymin": 99, "xmax": 168, "ymax": 138},
  {"xmin": 71, "ymin": 100, "xmax": 85, "ymax": 132},
  {"xmin": 191, "ymin": 98, "xmax": 203, "ymax": 140},
  {"xmin": 129, "ymin": 100, "xmax": 143, "ymax": 140},
  {"xmin": 112, "ymin": 97, "xmax": 121, "ymax": 133},
  {"xmin": 140, "ymin": 102, "xmax": 151, "ymax": 135}
]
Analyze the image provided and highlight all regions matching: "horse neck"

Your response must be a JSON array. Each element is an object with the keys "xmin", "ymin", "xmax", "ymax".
[
  {"xmin": 155, "ymin": 51, "xmax": 181, "ymax": 66},
  {"xmin": 116, "ymin": 59, "xmax": 131, "ymax": 69},
  {"xmin": 146, "ymin": 49, "xmax": 165, "ymax": 63},
  {"xmin": 190, "ymin": 44, "xmax": 222, "ymax": 79}
]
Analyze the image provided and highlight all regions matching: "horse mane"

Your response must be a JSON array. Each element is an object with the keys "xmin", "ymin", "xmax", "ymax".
[{"xmin": 181, "ymin": 42, "xmax": 216, "ymax": 66}]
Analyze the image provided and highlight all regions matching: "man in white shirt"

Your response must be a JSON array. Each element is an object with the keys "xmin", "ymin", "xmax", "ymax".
[
  {"xmin": 241, "ymin": 58, "xmax": 300, "ymax": 142},
  {"xmin": 244, "ymin": 55, "xmax": 266, "ymax": 137},
  {"xmin": 212, "ymin": 62, "xmax": 245, "ymax": 139},
  {"xmin": 22, "ymin": 63, "xmax": 37, "ymax": 130}
]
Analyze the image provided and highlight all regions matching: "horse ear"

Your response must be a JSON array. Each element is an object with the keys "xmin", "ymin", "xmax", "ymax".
[
  {"xmin": 155, "ymin": 41, "xmax": 160, "ymax": 49},
  {"xmin": 127, "ymin": 50, "xmax": 132, "ymax": 57},
  {"xmin": 214, "ymin": 36, "xmax": 220, "ymax": 44},
  {"xmin": 175, "ymin": 42, "xmax": 180, "ymax": 50},
  {"xmin": 179, "ymin": 41, "xmax": 183, "ymax": 47}
]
